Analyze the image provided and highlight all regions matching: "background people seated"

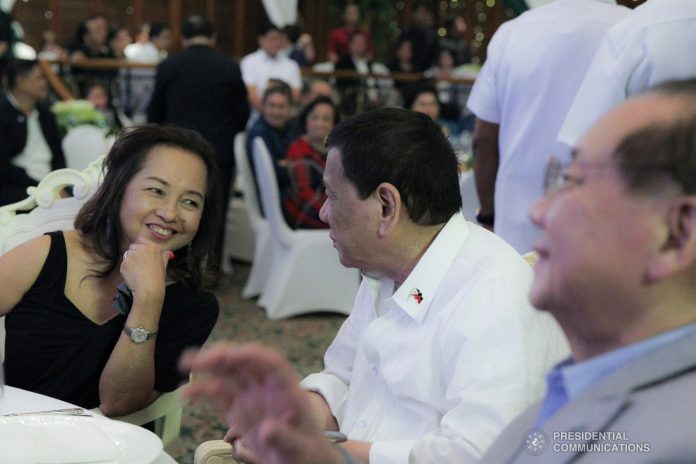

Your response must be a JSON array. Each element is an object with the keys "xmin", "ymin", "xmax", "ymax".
[
  {"xmin": 0, "ymin": 59, "xmax": 65, "ymax": 206},
  {"xmin": 424, "ymin": 47, "xmax": 465, "ymax": 121},
  {"xmin": 282, "ymin": 96, "xmax": 337, "ymax": 230},
  {"xmin": 282, "ymin": 24, "xmax": 315, "ymax": 68},
  {"xmin": 403, "ymin": 82, "xmax": 461, "ymax": 144},
  {"xmin": 67, "ymin": 14, "xmax": 112, "ymax": 62},
  {"xmin": 66, "ymin": 14, "xmax": 115, "ymax": 97},
  {"xmin": 386, "ymin": 36, "xmax": 415, "ymax": 99},
  {"xmin": 438, "ymin": 15, "xmax": 470, "ymax": 66},
  {"xmin": 199, "ymin": 107, "xmax": 568, "ymax": 464},
  {"xmin": 84, "ymin": 81, "xmax": 118, "ymax": 131},
  {"xmin": 398, "ymin": 3, "xmax": 438, "ymax": 73},
  {"xmin": 246, "ymin": 81, "xmax": 299, "ymax": 213},
  {"xmin": 1, "ymin": 125, "xmax": 221, "ymax": 417},
  {"xmin": 107, "ymin": 25, "xmax": 132, "ymax": 59},
  {"xmin": 299, "ymin": 78, "xmax": 334, "ymax": 108},
  {"xmin": 335, "ymin": 31, "xmax": 389, "ymax": 117},
  {"xmin": 327, "ymin": 3, "xmax": 374, "ymax": 64}
]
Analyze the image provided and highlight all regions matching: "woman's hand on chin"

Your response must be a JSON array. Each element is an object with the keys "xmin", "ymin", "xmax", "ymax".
[{"xmin": 120, "ymin": 238, "xmax": 173, "ymax": 305}]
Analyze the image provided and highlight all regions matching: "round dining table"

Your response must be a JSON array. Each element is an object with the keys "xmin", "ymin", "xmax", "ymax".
[{"xmin": 1, "ymin": 386, "xmax": 177, "ymax": 464}]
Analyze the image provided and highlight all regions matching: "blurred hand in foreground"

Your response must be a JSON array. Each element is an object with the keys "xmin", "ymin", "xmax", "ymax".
[{"xmin": 180, "ymin": 343, "xmax": 347, "ymax": 464}]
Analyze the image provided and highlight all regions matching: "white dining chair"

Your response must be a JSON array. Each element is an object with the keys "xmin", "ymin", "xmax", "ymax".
[
  {"xmin": 62, "ymin": 124, "xmax": 111, "ymax": 171},
  {"xmin": 252, "ymin": 137, "xmax": 360, "ymax": 319},
  {"xmin": 110, "ymin": 382, "xmax": 187, "ymax": 447},
  {"xmin": 221, "ymin": 132, "xmax": 258, "ymax": 275},
  {"xmin": 0, "ymin": 157, "xmax": 105, "ymax": 363},
  {"xmin": 0, "ymin": 157, "xmax": 185, "ymax": 446},
  {"xmin": 233, "ymin": 133, "xmax": 272, "ymax": 298}
]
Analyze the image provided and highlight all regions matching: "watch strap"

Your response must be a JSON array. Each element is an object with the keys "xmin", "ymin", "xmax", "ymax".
[{"xmin": 123, "ymin": 325, "xmax": 158, "ymax": 343}]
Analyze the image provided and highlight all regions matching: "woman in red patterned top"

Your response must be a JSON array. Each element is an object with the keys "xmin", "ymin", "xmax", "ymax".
[{"xmin": 283, "ymin": 96, "xmax": 338, "ymax": 229}]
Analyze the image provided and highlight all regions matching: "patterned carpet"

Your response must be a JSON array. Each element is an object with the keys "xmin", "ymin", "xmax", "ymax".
[{"xmin": 164, "ymin": 262, "xmax": 347, "ymax": 463}]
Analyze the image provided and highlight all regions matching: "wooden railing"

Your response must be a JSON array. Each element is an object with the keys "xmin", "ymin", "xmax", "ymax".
[{"xmin": 39, "ymin": 58, "xmax": 477, "ymax": 102}]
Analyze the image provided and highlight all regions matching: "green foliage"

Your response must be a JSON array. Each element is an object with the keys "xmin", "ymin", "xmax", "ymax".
[{"xmin": 51, "ymin": 99, "xmax": 108, "ymax": 136}]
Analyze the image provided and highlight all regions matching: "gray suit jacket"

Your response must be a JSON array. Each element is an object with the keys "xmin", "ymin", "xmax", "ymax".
[{"xmin": 479, "ymin": 330, "xmax": 696, "ymax": 463}]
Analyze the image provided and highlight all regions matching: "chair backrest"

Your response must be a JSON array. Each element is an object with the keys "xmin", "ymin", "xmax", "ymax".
[
  {"xmin": 0, "ymin": 156, "xmax": 105, "ymax": 362},
  {"xmin": 62, "ymin": 124, "xmax": 110, "ymax": 171},
  {"xmin": 0, "ymin": 156, "xmax": 105, "ymax": 255},
  {"xmin": 252, "ymin": 137, "xmax": 295, "ymax": 247},
  {"xmin": 234, "ymin": 133, "xmax": 267, "ymax": 232}
]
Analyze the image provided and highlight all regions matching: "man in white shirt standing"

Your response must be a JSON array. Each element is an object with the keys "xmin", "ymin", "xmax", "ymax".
[
  {"xmin": 209, "ymin": 107, "xmax": 569, "ymax": 464},
  {"xmin": 466, "ymin": 0, "xmax": 629, "ymax": 253},
  {"xmin": 241, "ymin": 22, "xmax": 302, "ymax": 112},
  {"xmin": 558, "ymin": 0, "xmax": 696, "ymax": 148}
]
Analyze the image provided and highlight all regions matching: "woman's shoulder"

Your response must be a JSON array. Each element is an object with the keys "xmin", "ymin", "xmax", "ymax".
[{"xmin": 3, "ymin": 234, "xmax": 53, "ymax": 265}]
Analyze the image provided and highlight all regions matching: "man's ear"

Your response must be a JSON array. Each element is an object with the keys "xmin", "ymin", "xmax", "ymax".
[
  {"xmin": 648, "ymin": 196, "xmax": 696, "ymax": 281},
  {"xmin": 374, "ymin": 182, "xmax": 401, "ymax": 237}
]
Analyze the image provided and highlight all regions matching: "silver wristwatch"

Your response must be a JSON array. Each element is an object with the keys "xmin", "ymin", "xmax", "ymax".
[{"xmin": 123, "ymin": 325, "xmax": 158, "ymax": 344}]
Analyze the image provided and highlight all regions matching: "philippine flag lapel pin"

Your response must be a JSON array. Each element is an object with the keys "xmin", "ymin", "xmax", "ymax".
[{"xmin": 409, "ymin": 288, "xmax": 424, "ymax": 304}]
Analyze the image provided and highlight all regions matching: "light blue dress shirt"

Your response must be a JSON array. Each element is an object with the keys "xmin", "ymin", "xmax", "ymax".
[{"xmin": 535, "ymin": 322, "xmax": 696, "ymax": 426}]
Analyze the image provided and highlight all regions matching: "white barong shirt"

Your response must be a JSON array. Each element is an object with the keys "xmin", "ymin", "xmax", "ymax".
[{"xmin": 301, "ymin": 212, "xmax": 569, "ymax": 463}]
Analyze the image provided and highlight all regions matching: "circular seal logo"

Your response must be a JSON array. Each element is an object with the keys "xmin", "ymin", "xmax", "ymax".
[{"xmin": 522, "ymin": 428, "xmax": 549, "ymax": 456}]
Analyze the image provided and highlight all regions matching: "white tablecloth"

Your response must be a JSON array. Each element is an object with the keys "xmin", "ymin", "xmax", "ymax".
[{"xmin": 1, "ymin": 386, "xmax": 177, "ymax": 464}]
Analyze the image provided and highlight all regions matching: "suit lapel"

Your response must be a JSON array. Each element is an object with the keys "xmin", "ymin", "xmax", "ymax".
[{"xmin": 505, "ymin": 331, "xmax": 696, "ymax": 464}]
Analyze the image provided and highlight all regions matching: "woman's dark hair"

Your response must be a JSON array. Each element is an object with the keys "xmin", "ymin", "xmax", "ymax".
[
  {"xmin": 74, "ymin": 125, "xmax": 222, "ymax": 289},
  {"xmin": 299, "ymin": 96, "xmax": 339, "ymax": 134}
]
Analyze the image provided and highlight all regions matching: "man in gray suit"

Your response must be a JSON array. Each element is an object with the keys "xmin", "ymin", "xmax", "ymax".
[
  {"xmin": 182, "ymin": 79, "xmax": 696, "ymax": 464},
  {"xmin": 476, "ymin": 78, "xmax": 696, "ymax": 463}
]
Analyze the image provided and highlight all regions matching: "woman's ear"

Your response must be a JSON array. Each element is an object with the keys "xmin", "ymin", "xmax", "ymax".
[
  {"xmin": 647, "ymin": 196, "xmax": 696, "ymax": 281},
  {"xmin": 374, "ymin": 182, "xmax": 401, "ymax": 237}
]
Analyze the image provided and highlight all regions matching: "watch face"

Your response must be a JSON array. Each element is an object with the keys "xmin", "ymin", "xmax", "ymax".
[{"xmin": 132, "ymin": 327, "xmax": 148, "ymax": 343}]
